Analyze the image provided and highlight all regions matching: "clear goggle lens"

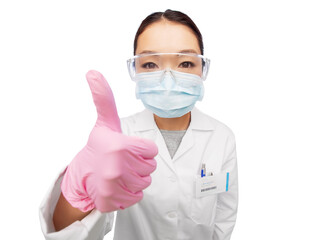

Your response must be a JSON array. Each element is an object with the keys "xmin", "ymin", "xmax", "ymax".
[{"xmin": 127, "ymin": 53, "xmax": 210, "ymax": 81}]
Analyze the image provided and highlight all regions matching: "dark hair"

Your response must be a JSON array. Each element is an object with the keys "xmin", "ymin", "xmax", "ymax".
[{"xmin": 134, "ymin": 9, "xmax": 204, "ymax": 55}]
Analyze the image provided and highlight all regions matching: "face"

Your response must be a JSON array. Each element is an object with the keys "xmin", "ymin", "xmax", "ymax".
[{"xmin": 135, "ymin": 20, "xmax": 202, "ymax": 76}]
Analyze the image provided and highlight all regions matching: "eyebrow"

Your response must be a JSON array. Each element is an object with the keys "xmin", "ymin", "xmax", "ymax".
[
  {"xmin": 138, "ymin": 50, "xmax": 156, "ymax": 54},
  {"xmin": 179, "ymin": 49, "xmax": 199, "ymax": 54},
  {"xmin": 138, "ymin": 49, "xmax": 199, "ymax": 55}
]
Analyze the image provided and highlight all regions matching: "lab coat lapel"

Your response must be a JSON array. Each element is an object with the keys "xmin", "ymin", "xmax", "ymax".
[
  {"xmin": 172, "ymin": 107, "xmax": 215, "ymax": 162},
  {"xmin": 171, "ymin": 126, "xmax": 194, "ymax": 162},
  {"xmin": 154, "ymin": 128, "xmax": 176, "ymax": 171},
  {"xmin": 132, "ymin": 108, "xmax": 176, "ymax": 173}
]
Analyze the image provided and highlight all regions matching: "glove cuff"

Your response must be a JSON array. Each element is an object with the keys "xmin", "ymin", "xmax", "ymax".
[{"xmin": 61, "ymin": 165, "xmax": 95, "ymax": 212}]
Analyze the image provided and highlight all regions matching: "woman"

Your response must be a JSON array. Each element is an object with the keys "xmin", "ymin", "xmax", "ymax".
[{"xmin": 39, "ymin": 9, "xmax": 238, "ymax": 240}]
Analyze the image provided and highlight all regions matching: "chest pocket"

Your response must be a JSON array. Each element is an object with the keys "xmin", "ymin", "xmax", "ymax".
[
  {"xmin": 189, "ymin": 173, "xmax": 218, "ymax": 226},
  {"xmin": 190, "ymin": 191, "xmax": 218, "ymax": 225},
  {"xmin": 189, "ymin": 164, "xmax": 226, "ymax": 225}
]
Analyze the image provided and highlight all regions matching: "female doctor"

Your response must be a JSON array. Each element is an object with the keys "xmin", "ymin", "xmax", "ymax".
[{"xmin": 39, "ymin": 9, "xmax": 239, "ymax": 240}]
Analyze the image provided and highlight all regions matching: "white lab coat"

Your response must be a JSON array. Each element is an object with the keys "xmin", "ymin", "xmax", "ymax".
[{"xmin": 39, "ymin": 107, "xmax": 239, "ymax": 240}]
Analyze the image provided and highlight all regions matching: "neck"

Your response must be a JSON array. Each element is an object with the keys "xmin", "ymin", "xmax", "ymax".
[{"xmin": 154, "ymin": 112, "xmax": 191, "ymax": 130}]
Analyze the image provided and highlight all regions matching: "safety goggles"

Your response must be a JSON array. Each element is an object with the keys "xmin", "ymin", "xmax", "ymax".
[{"xmin": 127, "ymin": 53, "xmax": 210, "ymax": 81}]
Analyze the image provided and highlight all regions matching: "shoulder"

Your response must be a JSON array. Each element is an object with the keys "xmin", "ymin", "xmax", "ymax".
[
  {"xmin": 119, "ymin": 112, "xmax": 138, "ymax": 135},
  {"xmin": 193, "ymin": 107, "xmax": 236, "ymax": 138},
  {"xmin": 119, "ymin": 111, "xmax": 141, "ymax": 126},
  {"xmin": 119, "ymin": 109, "xmax": 150, "ymax": 135},
  {"xmin": 209, "ymin": 113, "xmax": 235, "ymax": 137}
]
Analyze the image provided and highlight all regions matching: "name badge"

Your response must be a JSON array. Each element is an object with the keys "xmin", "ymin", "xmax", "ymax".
[{"xmin": 195, "ymin": 172, "xmax": 229, "ymax": 198}]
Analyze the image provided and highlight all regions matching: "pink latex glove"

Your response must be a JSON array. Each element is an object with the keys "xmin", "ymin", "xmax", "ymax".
[{"xmin": 61, "ymin": 70, "xmax": 158, "ymax": 213}]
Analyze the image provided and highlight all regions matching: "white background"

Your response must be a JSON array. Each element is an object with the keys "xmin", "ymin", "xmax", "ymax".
[{"xmin": 0, "ymin": 0, "xmax": 329, "ymax": 239}]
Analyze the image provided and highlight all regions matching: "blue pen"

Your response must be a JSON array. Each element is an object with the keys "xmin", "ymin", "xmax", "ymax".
[{"xmin": 201, "ymin": 163, "xmax": 206, "ymax": 177}]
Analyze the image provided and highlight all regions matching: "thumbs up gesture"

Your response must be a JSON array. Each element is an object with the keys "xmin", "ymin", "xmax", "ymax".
[{"xmin": 61, "ymin": 70, "xmax": 158, "ymax": 213}]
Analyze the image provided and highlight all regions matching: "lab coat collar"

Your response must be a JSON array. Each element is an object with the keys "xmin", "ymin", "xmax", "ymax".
[
  {"xmin": 132, "ymin": 108, "xmax": 158, "ymax": 132},
  {"xmin": 132, "ymin": 106, "xmax": 215, "ymax": 170},
  {"xmin": 189, "ymin": 107, "xmax": 216, "ymax": 131},
  {"xmin": 133, "ymin": 106, "xmax": 216, "ymax": 132}
]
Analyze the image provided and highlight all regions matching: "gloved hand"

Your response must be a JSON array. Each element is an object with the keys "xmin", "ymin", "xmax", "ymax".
[{"xmin": 61, "ymin": 70, "xmax": 158, "ymax": 213}]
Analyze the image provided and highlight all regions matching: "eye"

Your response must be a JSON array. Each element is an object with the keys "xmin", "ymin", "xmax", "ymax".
[
  {"xmin": 179, "ymin": 61, "xmax": 195, "ymax": 68},
  {"xmin": 142, "ymin": 62, "xmax": 158, "ymax": 69}
]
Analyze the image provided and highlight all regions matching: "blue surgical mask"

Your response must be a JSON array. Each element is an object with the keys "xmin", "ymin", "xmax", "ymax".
[{"xmin": 135, "ymin": 69, "xmax": 204, "ymax": 118}]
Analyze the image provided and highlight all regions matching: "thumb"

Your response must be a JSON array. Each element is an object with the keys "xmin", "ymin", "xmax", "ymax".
[{"xmin": 86, "ymin": 70, "xmax": 122, "ymax": 132}]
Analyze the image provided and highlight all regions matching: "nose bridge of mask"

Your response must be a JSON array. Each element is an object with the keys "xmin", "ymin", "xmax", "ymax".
[{"xmin": 160, "ymin": 68, "xmax": 176, "ymax": 88}]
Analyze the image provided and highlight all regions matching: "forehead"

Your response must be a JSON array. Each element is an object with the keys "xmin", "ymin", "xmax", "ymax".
[{"xmin": 135, "ymin": 20, "xmax": 201, "ymax": 55}]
